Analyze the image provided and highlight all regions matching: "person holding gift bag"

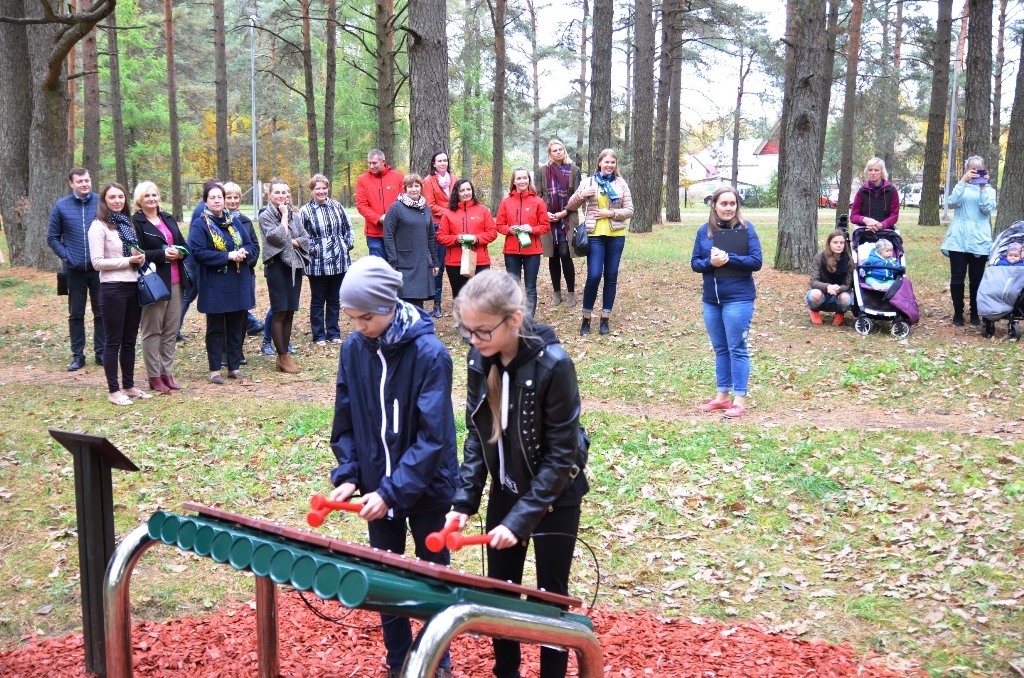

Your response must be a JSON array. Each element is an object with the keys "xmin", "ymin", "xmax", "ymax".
[
  {"xmin": 496, "ymin": 167, "xmax": 551, "ymax": 318},
  {"xmin": 437, "ymin": 179, "xmax": 497, "ymax": 300}
]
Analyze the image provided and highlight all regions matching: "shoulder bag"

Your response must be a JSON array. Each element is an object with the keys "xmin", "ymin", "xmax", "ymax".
[
  {"xmin": 137, "ymin": 262, "xmax": 171, "ymax": 306},
  {"xmin": 571, "ymin": 222, "xmax": 590, "ymax": 257}
]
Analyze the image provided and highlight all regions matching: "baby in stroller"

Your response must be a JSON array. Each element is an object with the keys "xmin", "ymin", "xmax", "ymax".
[
  {"xmin": 850, "ymin": 227, "xmax": 919, "ymax": 337},
  {"xmin": 978, "ymin": 222, "xmax": 1024, "ymax": 339},
  {"xmin": 995, "ymin": 242, "xmax": 1023, "ymax": 266}
]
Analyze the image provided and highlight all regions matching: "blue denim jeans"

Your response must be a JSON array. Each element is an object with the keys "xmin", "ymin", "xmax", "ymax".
[
  {"xmin": 504, "ymin": 253, "xmax": 541, "ymax": 318},
  {"xmin": 262, "ymin": 308, "xmax": 274, "ymax": 343},
  {"xmin": 805, "ymin": 289, "xmax": 852, "ymax": 313},
  {"xmin": 366, "ymin": 236, "xmax": 385, "ymax": 259},
  {"xmin": 703, "ymin": 300, "xmax": 754, "ymax": 397},
  {"xmin": 582, "ymin": 235, "xmax": 626, "ymax": 313},
  {"xmin": 433, "ymin": 224, "xmax": 445, "ymax": 308},
  {"xmin": 308, "ymin": 273, "xmax": 343, "ymax": 341},
  {"xmin": 366, "ymin": 513, "xmax": 452, "ymax": 671}
]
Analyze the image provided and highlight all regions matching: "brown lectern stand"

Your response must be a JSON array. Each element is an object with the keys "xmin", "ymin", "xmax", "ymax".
[{"xmin": 49, "ymin": 429, "xmax": 138, "ymax": 678}]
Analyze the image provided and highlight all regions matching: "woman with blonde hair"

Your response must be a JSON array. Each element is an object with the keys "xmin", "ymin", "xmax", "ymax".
[
  {"xmin": 300, "ymin": 173, "xmax": 354, "ymax": 344},
  {"xmin": 131, "ymin": 181, "xmax": 188, "ymax": 392},
  {"xmin": 850, "ymin": 157, "xmax": 900, "ymax": 233},
  {"xmin": 537, "ymin": 139, "xmax": 582, "ymax": 308},
  {"xmin": 566, "ymin": 148, "xmax": 633, "ymax": 335},
  {"xmin": 941, "ymin": 155, "xmax": 997, "ymax": 325}
]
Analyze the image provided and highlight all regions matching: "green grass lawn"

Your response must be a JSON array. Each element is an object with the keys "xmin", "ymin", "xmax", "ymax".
[{"xmin": 0, "ymin": 208, "xmax": 1021, "ymax": 676}]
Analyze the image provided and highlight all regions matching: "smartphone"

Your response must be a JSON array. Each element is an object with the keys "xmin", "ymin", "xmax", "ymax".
[{"xmin": 970, "ymin": 169, "xmax": 988, "ymax": 185}]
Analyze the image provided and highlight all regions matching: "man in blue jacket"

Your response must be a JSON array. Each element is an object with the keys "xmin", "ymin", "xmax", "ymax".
[
  {"xmin": 328, "ymin": 256, "xmax": 458, "ymax": 678},
  {"xmin": 47, "ymin": 168, "xmax": 103, "ymax": 371}
]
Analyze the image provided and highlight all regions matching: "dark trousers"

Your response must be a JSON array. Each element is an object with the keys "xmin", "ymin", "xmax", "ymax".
[
  {"xmin": 99, "ymin": 282, "xmax": 141, "ymax": 393},
  {"xmin": 504, "ymin": 254, "xmax": 541, "ymax": 318},
  {"xmin": 446, "ymin": 264, "xmax": 490, "ymax": 301},
  {"xmin": 178, "ymin": 262, "xmax": 199, "ymax": 331},
  {"xmin": 366, "ymin": 513, "xmax": 452, "ymax": 672},
  {"xmin": 582, "ymin": 235, "xmax": 626, "ymax": 314},
  {"xmin": 206, "ymin": 310, "xmax": 246, "ymax": 371},
  {"xmin": 308, "ymin": 273, "xmax": 343, "ymax": 341},
  {"xmin": 485, "ymin": 490, "xmax": 581, "ymax": 678},
  {"xmin": 948, "ymin": 250, "xmax": 987, "ymax": 313},
  {"xmin": 433, "ymin": 224, "xmax": 446, "ymax": 308},
  {"xmin": 67, "ymin": 267, "xmax": 104, "ymax": 359},
  {"xmin": 549, "ymin": 252, "xmax": 576, "ymax": 294}
]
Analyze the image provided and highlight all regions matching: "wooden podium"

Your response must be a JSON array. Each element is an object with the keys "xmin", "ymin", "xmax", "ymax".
[{"xmin": 49, "ymin": 429, "xmax": 138, "ymax": 678}]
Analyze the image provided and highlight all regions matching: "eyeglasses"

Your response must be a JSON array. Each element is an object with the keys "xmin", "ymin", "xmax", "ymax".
[{"xmin": 456, "ymin": 316, "xmax": 510, "ymax": 342}]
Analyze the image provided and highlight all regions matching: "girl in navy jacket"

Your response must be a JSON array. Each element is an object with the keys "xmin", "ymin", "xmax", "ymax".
[{"xmin": 690, "ymin": 186, "xmax": 763, "ymax": 418}]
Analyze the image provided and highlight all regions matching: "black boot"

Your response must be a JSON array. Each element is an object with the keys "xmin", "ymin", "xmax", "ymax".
[
  {"xmin": 950, "ymin": 283, "xmax": 965, "ymax": 326},
  {"xmin": 599, "ymin": 317, "xmax": 610, "ymax": 335},
  {"xmin": 969, "ymin": 310, "xmax": 980, "ymax": 326},
  {"xmin": 579, "ymin": 317, "xmax": 591, "ymax": 335}
]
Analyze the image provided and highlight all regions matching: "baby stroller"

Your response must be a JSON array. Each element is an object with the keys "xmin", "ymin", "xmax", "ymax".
[
  {"xmin": 978, "ymin": 221, "xmax": 1024, "ymax": 340},
  {"xmin": 850, "ymin": 227, "xmax": 919, "ymax": 338}
]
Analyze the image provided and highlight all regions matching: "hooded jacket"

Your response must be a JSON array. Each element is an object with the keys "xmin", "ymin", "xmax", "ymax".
[
  {"xmin": 47, "ymin": 191, "xmax": 99, "ymax": 271},
  {"xmin": 496, "ymin": 189, "xmax": 551, "ymax": 256},
  {"xmin": 436, "ymin": 201, "xmax": 498, "ymax": 267},
  {"xmin": 851, "ymin": 181, "xmax": 900, "ymax": 230},
  {"xmin": 452, "ymin": 323, "xmax": 589, "ymax": 540},
  {"xmin": 355, "ymin": 167, "xmax": 405, "ymax": 238},
  {"xmin": 690, "ymin": 221, "xmax": 763, "ymax": 304},
  {"xmin": 329, "ymin": 305, "xmax": 459, "ymax": 518}
]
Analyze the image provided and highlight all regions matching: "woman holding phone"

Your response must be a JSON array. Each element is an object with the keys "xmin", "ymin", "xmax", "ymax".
[
  {"xmin": 941, "ymin": 155, "xmax": 997, "ymax": 326},
  {"xmin": 690, "ymin": 186, "xmax": 763, "ymax": 419}
]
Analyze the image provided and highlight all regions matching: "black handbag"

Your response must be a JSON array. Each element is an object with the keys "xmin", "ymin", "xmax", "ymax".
[
  {"xmin": 137, "ymin": 263, "xmax": 170, "ymax": 306},
  {"xmin": 571, "ymin": 223, "xmax": 590, "ymax": 257}
]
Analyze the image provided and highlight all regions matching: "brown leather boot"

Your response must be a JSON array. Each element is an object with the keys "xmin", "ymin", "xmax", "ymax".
[
  {"xmin": 276, "ymin": 353, "xmax": 301, "ymax": 373},
  {"xmin": 149, "ymin": 376, "xmax": 170, "ymax": 393}
]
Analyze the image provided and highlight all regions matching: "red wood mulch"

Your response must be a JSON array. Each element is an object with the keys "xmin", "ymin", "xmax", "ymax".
[{"xmin": 0, "ymin": 591, "xmax": 925, "ymax": 677}]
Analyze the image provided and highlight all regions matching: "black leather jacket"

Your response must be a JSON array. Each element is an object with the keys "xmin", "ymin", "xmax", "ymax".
[{"xmin": 452, "ymin": 324, "xmax": 588, "ymax": 539}]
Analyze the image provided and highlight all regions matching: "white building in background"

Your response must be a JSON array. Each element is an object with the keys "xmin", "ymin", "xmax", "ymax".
[{"xmin": 683, "ymin": 134, "xmax": 780, "ymax": 203}]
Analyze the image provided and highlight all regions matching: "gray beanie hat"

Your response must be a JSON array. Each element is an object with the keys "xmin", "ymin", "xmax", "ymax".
[{"xmin": 339, "ymin": 256, "xmax": 403, "ymax": 314}]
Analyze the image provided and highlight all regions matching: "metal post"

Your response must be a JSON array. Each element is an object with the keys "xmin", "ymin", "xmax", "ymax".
[
  {"xmin": 250, "ymin": 14, "xmax": 259, "ymax": 219},
  {"xmin": 404, "ymin": 603, "xmax": 604, "ymax": 678},
  {"xmin": 103, "ymin": 525, "xmax": 157, "ymax": 678},
  {"xmin": 255, "ymin": 576, "xmax": 279, "ymax": 678},
  {"xmin": 943, "ymin": 18, "xmax": 964, "ymax": 222}
]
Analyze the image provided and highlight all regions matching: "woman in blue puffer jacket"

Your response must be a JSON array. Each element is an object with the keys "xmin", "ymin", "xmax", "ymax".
[{"xmin": 690, "ymin": 185, "xmax": 763, "ymax": 419}]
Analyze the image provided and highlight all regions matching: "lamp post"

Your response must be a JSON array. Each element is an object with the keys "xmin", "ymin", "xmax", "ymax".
[
  {"xmin": 249, "ymin": 14, "xmax": 259, "ymax": 219},
  {"xmin": 943, "ymin": 17, "xmax": 964, "ymax": 222}
]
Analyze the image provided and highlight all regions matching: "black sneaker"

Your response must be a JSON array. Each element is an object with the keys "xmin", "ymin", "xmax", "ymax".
[
  {"xmin": 261, "ymin": 341, "xmax": 275, "ymax": 356},
  {"xmin": 67, "ymin": 356, "xmax": 86, "ymax": 372}
]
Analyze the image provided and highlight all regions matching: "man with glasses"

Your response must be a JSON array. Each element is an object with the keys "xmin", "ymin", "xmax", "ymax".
[{"xmin": 326, "ymin": 256, "xmax": 458, "ymax": 678}]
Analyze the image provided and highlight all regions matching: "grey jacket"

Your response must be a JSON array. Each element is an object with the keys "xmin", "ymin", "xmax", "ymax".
[
  {"xmin": 383, "ymin": 198, "xmax": 438, "ymax": 301},
  {"xmin": 258, "ymin": 205, "xmax": 310, "ymax": 283}
]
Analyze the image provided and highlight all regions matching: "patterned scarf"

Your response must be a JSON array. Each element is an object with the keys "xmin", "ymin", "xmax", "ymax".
[
  {"xmin": 367, "ymin": 301, "xmax": 419, "ymax": 350},
  {"xmin": 545, "ymin": 163, "xmax": 572, "ymax": 223},
  {"xmin": 397, "ymin": 193, "xmax": 427, "ymax": 210},
  {"xmin": 594, "ymin": 172, "xmax": 620, "ymax": 202},
  {"xmin": 109, "ymin": 212, "xmax": 139, "ymax": 258},
  {"xmin": 203, "ymin": 209, "xmax": 242, "ymax": 272},
  {"xmin": 436, "ymin": 171, "xmax": 452, "ymax": 195}
]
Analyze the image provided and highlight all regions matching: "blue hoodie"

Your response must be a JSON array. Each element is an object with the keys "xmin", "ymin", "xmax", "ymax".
[
  {"xmin": 329, "ymin": 303, "xmax": 459, "ymax": 518},
  {"xmin": 690, "ymin": 221, "xmax": 763, "ymax": 304}
]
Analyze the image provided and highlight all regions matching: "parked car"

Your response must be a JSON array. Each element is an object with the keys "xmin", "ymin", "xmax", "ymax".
[
  {"xmin": 901, "ymin": 183, "xmax": 922, "ymax": 208},
  {"xmin": 819, "ymin": 190, "xmax": 837, "ymax": 208}
]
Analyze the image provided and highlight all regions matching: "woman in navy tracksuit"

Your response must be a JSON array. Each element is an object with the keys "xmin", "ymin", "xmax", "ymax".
[
  {"xmin": 327, "ymin": 256, "xmax": 459, "ymax": 678},
  {"xmin": 690, "ymin": 185, "xmax": 763, "ymax": 419}
]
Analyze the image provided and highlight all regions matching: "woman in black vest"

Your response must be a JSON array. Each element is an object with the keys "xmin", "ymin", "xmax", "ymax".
[{"xmin": 850, "ymin": 157, "xmax": 900, "ymax": 232}]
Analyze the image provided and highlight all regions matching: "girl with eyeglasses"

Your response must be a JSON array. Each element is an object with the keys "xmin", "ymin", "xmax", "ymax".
[{"xmin": 447, "ymin": 269, "xmax": 589, "ymax": 678}]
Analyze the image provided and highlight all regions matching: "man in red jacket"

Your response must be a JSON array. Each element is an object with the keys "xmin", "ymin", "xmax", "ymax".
[{"xmin": 355, "ymin": 149, "xmax": 404, "ymax": 259}]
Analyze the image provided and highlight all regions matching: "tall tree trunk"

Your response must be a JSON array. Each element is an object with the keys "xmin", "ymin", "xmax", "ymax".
[
  {"xmin": 461, "ymin": 0, "xmax": 476, "ymax": 180},
  {"xmin": 164, "ymin": 0, "xmax": 182, "ymax": 220},
  {"xmin": 375, "ymin": 0, "xmax": 397, "ymax": 162},
  {"xmin": 731, "ymin": 48, "xmax": 753, "ymax": 187},
  {"xmin": 0, "ymin": 0, "xmax": 32, "ymax": 265},
  {"xmin": 919, "ymin": 0, "xmax": 953, "ymax": 225},
  {"xmin": 963, "ymin": 0, "xmax": 992, "ymax": 161},
  {"xmin": 994, "ymin": 31, "xmax": 1024, "ymax": 234},
  {"xmin": 837, "ymin": 0, "xmax": 865, "ymax": 219},
  {"xmin": 817, "ymin": 0, "xmax": 839, "ymax": 166},
  {"xmin": 82, "ymin": 26, "xmax": 100, "ymax": 181},
  {"xmin": 665, "ymin": 44, "xmax": 682, "ymax": 222},
  {"xmin": 589, "ymin": 0, "xmax": 613, "ymax": 171},
  {"xmin": 323, "ymin": 0, "xmax": 337, "ymax": 192},
  {"xmin": 301, "ymin": 0, "xmax": 320, "ymax": 176},
  {"xmin": 106, "ymin": 10, "xmax": 128, "ymax": 187},
  {"xmin": 629, "ymin": 0, "xmax": 655, "ymax": 233},
  {"xmin": 623, "ymin": 16, "xmax": 632, "ymax": 158},
  {"xmin": 777, "ymin": 0, "xmax": 798, "ymax": 208},
  {"xmin": 653, "ymin": 1, "xmax": 678, "ymax": 223},
  {"xmin": 67, "ymin": 0, "xmax": 77, "ymax": 165},
  {"xmin": 879, "ymin": 0, "xmax": 894, "ymax": 168},
  {"xmin": 576, "ymin": 0, "xmax": 589, "ymax": 164},
  {"xmin": 488, "ymin": 0, "xmax": 506, "ymax": 213},
  {"xmin": 776, "ymin": 0, "xmax": 829, "ymax": 272},
  {"xmin": 990, "ymin": 0, "xmax": 1007, "ymax": 187},
  {"xmin": 409, "ymin": 0, "xmax": 449, "ymax": 176},
  {"xmin": 527, "ymin": 0, "xmax": 540, "ymax": 173},
  {"xmin": 214, "ymin": 0, "xmax": 230, "ymax": 180}
]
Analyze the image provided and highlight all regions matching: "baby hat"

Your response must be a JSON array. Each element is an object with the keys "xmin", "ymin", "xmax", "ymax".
[
  {"xmin": 875, "ymin": 239, "xmax": 893, "ymax": 253},
  {"xmin": 1007, "ymin": 243, "xmax": 1022, "ymax": 254},
  {"xmin": 339, "ymin": 256, "xmax": 403, "ymax": 314}
]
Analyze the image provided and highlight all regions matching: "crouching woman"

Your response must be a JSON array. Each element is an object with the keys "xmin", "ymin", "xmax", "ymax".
[{"xmin": 806, "ymin": 229, "xmax": 853, "ymax": 326}]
